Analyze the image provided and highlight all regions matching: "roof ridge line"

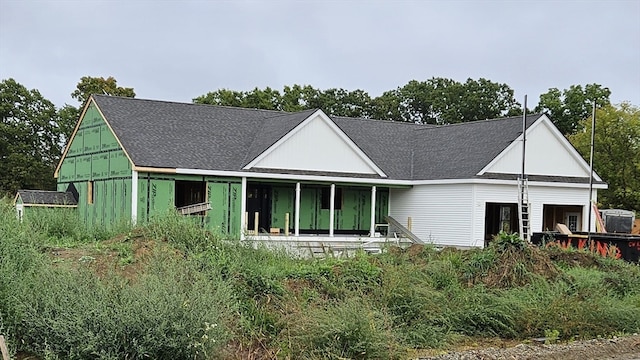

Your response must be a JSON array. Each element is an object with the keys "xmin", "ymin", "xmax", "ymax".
[
  {"xmin": 93, "ymin": 94, "xmax": 289, "ymax": 115},
  {"xmin": 413, "ymin": 113, "xmax": 544, "ymax": 131}
]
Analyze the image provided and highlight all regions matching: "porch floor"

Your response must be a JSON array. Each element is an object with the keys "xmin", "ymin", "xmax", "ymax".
[{"xmin": 242, "ymin": 233, "xmax": 414, "ymax": 257}]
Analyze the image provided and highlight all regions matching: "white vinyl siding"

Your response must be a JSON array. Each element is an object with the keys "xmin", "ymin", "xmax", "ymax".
[
  {"xmin": 252, "ymin": 114, "xmax": 378, "ymax": 174},
  {"xmin": 389, "ymin": 184, "xmax": 474, "ymax": 248},
  {"xmin": 473, "ymin": 182, "xmax": 594, "ymax": 243},
  {"xmin": 389, "ymin": 181, "xmax": 595, "ymax": 249},
  {"xmin": 484, "ymin": 119, "xmax": 592, "ymax": 178}
]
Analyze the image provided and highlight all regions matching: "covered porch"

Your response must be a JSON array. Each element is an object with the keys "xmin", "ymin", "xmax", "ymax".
[{"xmin": 240, "ymin": 179, "xmax": 390, "ymax": 239}]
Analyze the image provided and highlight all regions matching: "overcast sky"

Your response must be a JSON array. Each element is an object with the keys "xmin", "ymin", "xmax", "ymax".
[{"xmin": 1, "ymin": 0, "xmax": 639, "ymax": 110}]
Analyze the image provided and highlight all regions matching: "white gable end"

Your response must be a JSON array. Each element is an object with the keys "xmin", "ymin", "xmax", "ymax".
[
  {"xmin": 481, "ymin": 116, "xmax": 595, "ymax": 178},
  {"xmin": 246, "ymin": 111, "xmax": 385, "ymax": 176}
]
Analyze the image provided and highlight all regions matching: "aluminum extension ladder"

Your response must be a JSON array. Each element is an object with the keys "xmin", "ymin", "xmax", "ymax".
[{"xmin": 518, "ymin": 177, "xmax": 531, "ymax": 242}]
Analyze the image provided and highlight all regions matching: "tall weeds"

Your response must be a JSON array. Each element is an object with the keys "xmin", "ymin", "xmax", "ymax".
[{"xmin": 1, "ymin": 200, "xmax": 639, "ymax": 359}]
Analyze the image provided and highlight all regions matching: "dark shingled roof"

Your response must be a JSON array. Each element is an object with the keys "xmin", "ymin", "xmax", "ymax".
[
  {"xmin": 410, "ymin": 114, "xmax": 541, "ymax": 180},
  {"xmin": 90, "ymin": 95, "xmax": 564, "ymax": 181},
  {"xmin": 16, "ymin": 190, "xmax": 78, "ymax": 206},
  {"xmin": 94, "ymin": 95, "xmax": 309, "ymax": 171}
]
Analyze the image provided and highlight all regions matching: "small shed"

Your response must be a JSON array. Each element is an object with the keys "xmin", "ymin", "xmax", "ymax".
[{"xmin": 13, "ymin": 189, "xmax": 78, "ymax": 221}]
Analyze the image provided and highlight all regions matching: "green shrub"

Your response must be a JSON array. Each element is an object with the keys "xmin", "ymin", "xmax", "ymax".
[
  {"xmin": 491, "ymin": 231, "xmax": 526, "ymax": 251},
  {"xmin": 444, "ymin": 287, "xmax": 517, "ymax": 338},
  {"xmin": 9, "ymin": 252, "xmax": 235, "ymax": 359},
  {"xmin": 142, "ymin": 210, "xmax": 220, "ymax": 254},
  {"xmin": 288, "ymin": 297, "xmax": 401, "ymax": 359},
  {"xmin": 380, "ymin": 267, "xmax": 450, "ymax": 348}
]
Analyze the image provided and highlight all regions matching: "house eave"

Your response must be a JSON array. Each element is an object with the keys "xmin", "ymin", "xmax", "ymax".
[
  {"xmin": 410, "ymin": 177, "xmax": 608, "ymax": 189},
  {"xmin": 175, "ymin": 168, "xmax": 411, "ymax": 186},
  {"xmin": 19, "ymin": 204, "xmax": 78, "ymax": 208}
]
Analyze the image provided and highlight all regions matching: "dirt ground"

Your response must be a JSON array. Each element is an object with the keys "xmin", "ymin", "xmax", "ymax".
[{"xmin": 417, "ymin": 334, "xmax": 640, "ymax": 360}]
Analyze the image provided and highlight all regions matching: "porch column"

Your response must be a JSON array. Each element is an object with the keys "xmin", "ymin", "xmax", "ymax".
[
  {"xmin": 370, "ymin": 186, "xmax": 376, "ymax": 237},
  {"xmin": 329, "ymin": 184, "xmax": 335, "ymax": 237},
  {"xmin": 240, "ymin": 177, "xmax": 247, "ymax": 240},
  {"xmin": 295, "ymin": 182, "xmax": 300, "ymax": 237},
  {"xmin": 131, "ymin": 170, "xmax": 138, "ymax": 225}
]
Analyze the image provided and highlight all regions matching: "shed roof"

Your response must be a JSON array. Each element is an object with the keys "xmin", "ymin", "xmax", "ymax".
[
  {"xmin": 90, "ymin": 95, "xmax": 549, "ymax": 181},
  {"xmin": 15, "ymin": 190, "xmax": 78, "ymax": 206}
]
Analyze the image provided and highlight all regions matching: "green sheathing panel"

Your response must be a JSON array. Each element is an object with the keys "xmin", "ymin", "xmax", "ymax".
[
  {"xmin": 56, "ymin": 103, "xmax": 132, "ymax": 228},
  {"xmin": 375, "ymin": 188, "xmax": 389, "ymax": 224},
  {"xmin": 335, "ymin": 187, "xmax": 371, "ymax": 231},
  {"xmin": 137, "ymin": 177, "xmax": 148, "ymax": 224},
  {"xmin": 229, "ymin": 183, "xmax": 241, "ymax": 237},
  {"xmin": 138, "ymin": 174, "xmax": 175, "ymax": 221},
  {"xmin": 271, "ymin": 186, "xmax": 295, "ymax": 231},
  {"xmin": 136, "ymin": 174, "xmax": 241, "ymax": 236},
  {"xmin": 288, "ymin": 185, "xmax": 389, "ymax": 232},
  {"xmin": 206, "ymin": 182, "xmax": 230, "ymax": 233},
  {"xmin": 205, "ymin": 179, "xmax": 241, "ymax": 236},
  {"xmin": 300, "ymin": 187, "xmax": 321, "ymax": 230}
]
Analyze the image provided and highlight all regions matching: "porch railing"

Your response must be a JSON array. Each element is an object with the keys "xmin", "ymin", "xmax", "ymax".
[{"xmin": 177, "ymin": 202, "xmax": 211, "ymax": 215}]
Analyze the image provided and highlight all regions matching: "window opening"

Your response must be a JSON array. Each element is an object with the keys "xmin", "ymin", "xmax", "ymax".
[{"xmin": 321, "ymin": 187, "xmax": 342, "ymax": 210}]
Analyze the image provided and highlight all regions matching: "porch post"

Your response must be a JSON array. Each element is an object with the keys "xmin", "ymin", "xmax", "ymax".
[
  {"xmin": 370, "ymin": 185, "xmax": 376, "ymax": 237},
  {"xmin": 329, "ymin": 184, "xmax": 335, "ymax": 237},
  {"xmin": 295, "ymin": 182, "xmax": 300, "ymax": 237},
  {"xmin": 240, "ymin": 177, "xmax": 247, "ymax": 240},
  {"xmin": 131, "ymin": 170, "xmax": 138, "ymax": 225}
]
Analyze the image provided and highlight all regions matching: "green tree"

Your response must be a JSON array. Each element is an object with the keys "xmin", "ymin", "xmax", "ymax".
[
  {"xmin": 193, "ymin": 88, "xmax": 257, "ymax": 108},
  {"xmin": 370, "ymin": 77, "xmax": 521, "ymax": 124},
  {"xmin": 569, "ymin": 103, "xmax": 640, "ymax": 211},
  {"xmin": 193, "ymin": 85, "xmax": 376, "ymax": 118},
  {"xmin": 536, "ymin": 84, "xmax": 611, "ymax": 135},
  {"xmin": 194, "ymin": 79, "xmax": 519, "ymax": 123},
  {"xmin": 57, "ymin": 104, "xmax": 80, "ymax": 145},
  {"xmin": 0, "ymin": 78, "xmax": 61, "ymax": 193},
  {"xmin": 71, "ymin": 76, "xmax": 136, "ymax": 105}
]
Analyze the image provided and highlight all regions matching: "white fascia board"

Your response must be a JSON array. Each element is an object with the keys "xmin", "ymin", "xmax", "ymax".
[
  {"xmin": 176, "ymin": 168, "xmax": 409, "ymax": 186},
  {"xmin": 243, "ymin": 109, "xmax": 387, "ymax": 178},
  {"xmin": 477, "ymin": 115, "xmax": 603, "ymax": 182},
  {"xmin": 410, "ymin": 177, "xmax": 608, "ymax": 189},
  {"xmin": 175, "ymin": 168, "xmax": 606, "ymax": 189}
]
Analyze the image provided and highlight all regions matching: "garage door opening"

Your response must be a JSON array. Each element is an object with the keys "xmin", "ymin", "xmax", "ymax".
[
  {"xmin": 485, "ymin": 203, "xmax": 518, "ymax": 246},
  {"xmin": 543, "ymin": 205, "xmax": 583, "ymax": 232}
]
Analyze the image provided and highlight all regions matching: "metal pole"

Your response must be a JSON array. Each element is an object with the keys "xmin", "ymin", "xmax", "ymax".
[
  {"xmin": 587, "ymin": 101, "xmax": 596, "ymax": 243},
  {"xmin": 521, "ymin": 95, "xmax": 527, "ymax": 180}
]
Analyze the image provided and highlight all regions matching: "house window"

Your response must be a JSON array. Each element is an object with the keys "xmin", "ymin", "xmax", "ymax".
[
  {"xmin": 565, "ymin": 212, "xmax": 580, "ymax": 232},
  {"xmin": 321, "ymin": 187, "xmax": 342, "ymax": 210},
  {"xmin": 87, "ymin": 180, "xmax": 94, "ymax": 204}
]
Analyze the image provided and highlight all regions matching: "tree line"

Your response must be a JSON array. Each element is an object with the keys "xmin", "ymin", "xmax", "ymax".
[
  {"xmin": 193, "ymin": 79, "xmax": 612, "ymax": 134},
  {"xmin": 0, "ymin": 76, "xmax": 637, "ymax": 211}
]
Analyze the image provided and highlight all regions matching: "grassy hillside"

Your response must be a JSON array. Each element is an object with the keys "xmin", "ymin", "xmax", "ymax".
[{"xmin": 1, "ymin": 200, "xmax": 639, "ymax": 359}]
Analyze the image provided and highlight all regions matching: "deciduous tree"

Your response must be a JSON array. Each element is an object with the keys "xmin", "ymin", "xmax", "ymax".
[
  {"xmin": 569, "ymin": 103, "xmax": 640, "ymax": 211},
  {"xmin": 535, "ymin": 84, "xmax": 611, "ymax": 135},
  {"xmin": 71, "ymin": 76, "xmax": 136, "ymax": 105},
  {"xmin": 193, "ymin": 78, "xmax": 521, "ymax": 123},
  {"xmin": 0, "ymin": 79, "xmax": 61, "ymax": 193}
]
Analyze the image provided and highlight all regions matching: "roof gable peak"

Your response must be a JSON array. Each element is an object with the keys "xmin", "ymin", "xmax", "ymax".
[{"xmin": 244, "ymin": 110, "xmax": 387, "ymax": 177}]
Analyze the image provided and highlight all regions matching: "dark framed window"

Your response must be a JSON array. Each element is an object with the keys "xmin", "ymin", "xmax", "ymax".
[{"xmin": 321, "ymin": 187, "xmax": 342, "ymax": 210}]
